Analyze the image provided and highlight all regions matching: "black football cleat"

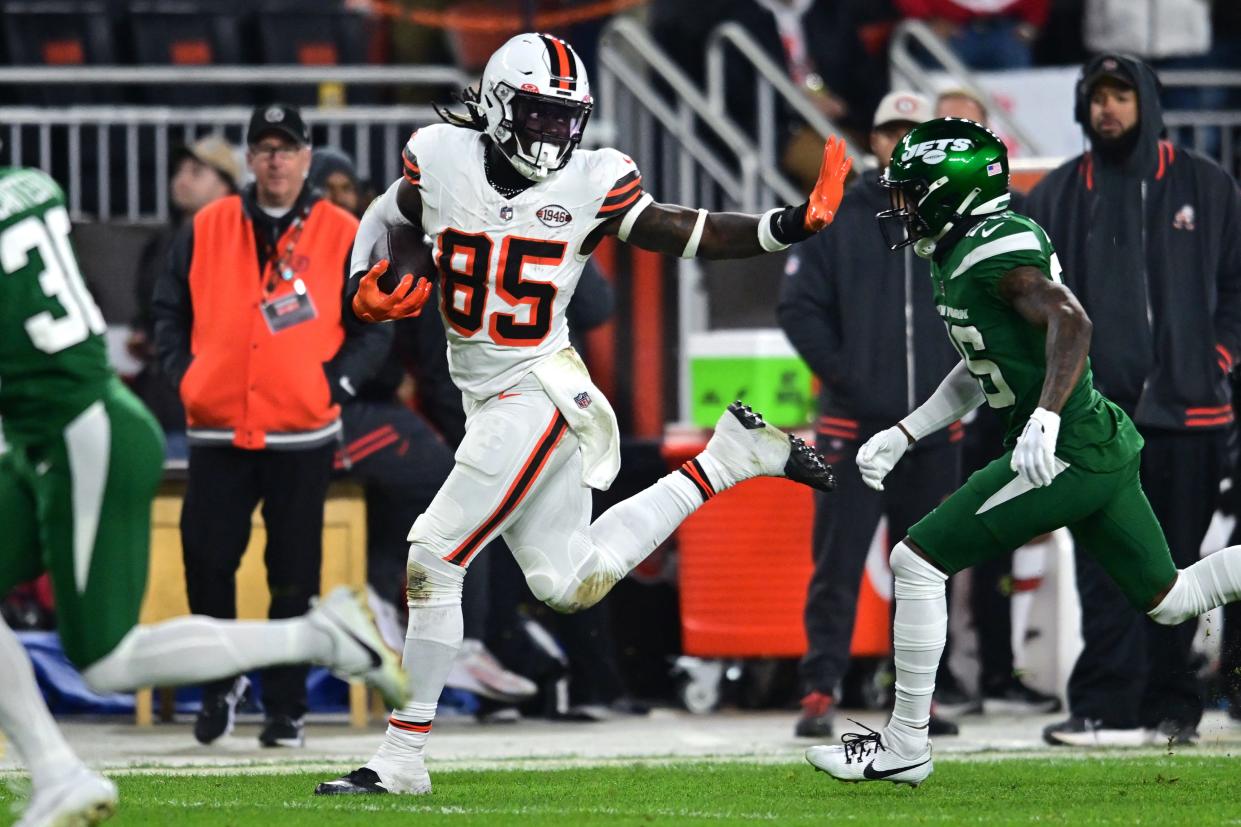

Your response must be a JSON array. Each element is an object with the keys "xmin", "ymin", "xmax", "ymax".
[{"xmin": 314, "ymin": 767, "xmax": 390, "ymax": 795}]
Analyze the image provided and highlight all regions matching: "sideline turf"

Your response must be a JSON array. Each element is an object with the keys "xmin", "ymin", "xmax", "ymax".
[{"xmin": 3, "ymin": 756, "xmax": 1240, "ymax": 825}]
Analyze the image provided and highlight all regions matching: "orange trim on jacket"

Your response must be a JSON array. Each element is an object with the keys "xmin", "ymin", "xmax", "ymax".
[{"xmin": 181, "ymin": 195, "xmax": 359, "ymax": 450}]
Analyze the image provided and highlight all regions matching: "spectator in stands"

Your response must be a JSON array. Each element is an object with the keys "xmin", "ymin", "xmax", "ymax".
[
  {"xmin": 778, "ymin": 91, "xmax": 963, "ymax": 739},
  {"xmin": 129, "ymin": 136, "xmax": 241, "ymax": 459},
  {"xmin": 152, "ymin": 104, "xmax": 392, "ymax": 749},
  {"xmin": 310, "ymin": 147, "xmax": 363, "ymax": 217},
  {"xmin": 1026, "ymin": 55, "xmax": 1241, "ymax": 747},
  {"xmin": 897, "ymin": 0, "xmax": 1048, "ymax": 70},
  {"xmin": 933, "ymin": 89, "xmax": 1063, "ymax": 716}
]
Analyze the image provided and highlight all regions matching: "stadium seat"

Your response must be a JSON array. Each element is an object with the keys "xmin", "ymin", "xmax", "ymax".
[
  {"xmin": 1, "ymin": 1, "xmax": 118, "ymax": 105},
  {"xmin": 127, "ymin": 2, "xmax": 250, "ymax": 105},
  {"xmin": 253, "ymin": 2, "xmax": 377, "ymax": 106}
]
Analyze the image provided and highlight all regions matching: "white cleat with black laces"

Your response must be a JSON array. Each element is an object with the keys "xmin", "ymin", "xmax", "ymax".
[
  {"xmin": 805, "ymin": 721, "xmax": 933, "ymax": 787},
  {"xmin": 707, "ymin": 401, "xmax": 837, "ymax": 493}
]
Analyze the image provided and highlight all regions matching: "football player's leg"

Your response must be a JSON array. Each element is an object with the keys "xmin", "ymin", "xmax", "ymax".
[
  {"xmin": 42, "ymin": 392, "xmax": 402, "ymax": 704},
  {"xmin": 321, "ymin": 392, "xmax": 573, "ymax": 795},
  {"xmin": 1073, "ymin": 457, "xmax": 1241, "ymax": 625},
  {"xmin": 0, "ymin": 454, "xmax": 90, "ymax": 790}
]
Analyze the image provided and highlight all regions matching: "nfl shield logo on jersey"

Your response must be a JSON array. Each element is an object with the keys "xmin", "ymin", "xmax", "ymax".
[
  {"xmin": 499, "ymin": 204, "xmax": 514, "ymax": 222},
  {"xmin": 574, "ymin": 391, "xmax": 592, "ymax": 409}
]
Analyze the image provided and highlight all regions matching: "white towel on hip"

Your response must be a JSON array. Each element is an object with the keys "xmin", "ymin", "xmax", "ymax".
[{"xmin": 530, "ymin": 347, "xmax": 621, "ymax": 491}]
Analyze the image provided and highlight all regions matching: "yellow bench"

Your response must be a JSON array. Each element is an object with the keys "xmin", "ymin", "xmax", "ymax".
[{"xmin": 137, "ymin": 479, "xmax": 375, "ymax": 728}]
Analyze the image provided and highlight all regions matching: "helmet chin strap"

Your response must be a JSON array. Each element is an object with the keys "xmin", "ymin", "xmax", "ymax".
[{"xmin": 913, "ymin": 186, "xmax": 983, "ymax": 259}]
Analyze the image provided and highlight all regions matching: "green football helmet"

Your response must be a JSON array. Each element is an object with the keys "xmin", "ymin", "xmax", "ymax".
[{"xmin": 878, "ymin": 117, "xmax": 1010, "ymax": 258}]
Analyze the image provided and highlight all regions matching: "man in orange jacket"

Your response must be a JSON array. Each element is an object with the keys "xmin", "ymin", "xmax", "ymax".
[{"xmin": 153, "ymin": 103, "xmax": 393, "ymax": 748}]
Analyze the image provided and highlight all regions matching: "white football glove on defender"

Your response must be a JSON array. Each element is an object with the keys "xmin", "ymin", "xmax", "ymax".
[
  {"xmin": 1011, "ymin": 407, "xmax": 1060, "ymax": 487},
  {"xmin": 856, "ymin": 427, "xmax": 911, "ymax": 491}
]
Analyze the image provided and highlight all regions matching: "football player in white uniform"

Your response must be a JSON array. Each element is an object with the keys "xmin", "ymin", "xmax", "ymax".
[{"xmin": 315, "ymin": 32, "xmax": 852, "ymax": 795}]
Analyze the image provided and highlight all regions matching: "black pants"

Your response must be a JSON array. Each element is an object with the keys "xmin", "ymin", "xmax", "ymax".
[
  {"xmin": 799, "ymin": 432, "xmax": 961, "ymax": 695},
  {"xmin": 1067, "ymin": 427, "xmax": 1226, "ymax": 729},
  {"xmin": 181, "ymin": 441, "xmax": 334, "ymax": 719}
]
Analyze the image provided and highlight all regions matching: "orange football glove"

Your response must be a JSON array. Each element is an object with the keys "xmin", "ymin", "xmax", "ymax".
[
  {"xmin": 352, "ymin": 259, "xmax": 433, "ymax": 323},
  {"xmin": 803, "ymin": 135, "xmax": 853, "ymax": 232}
]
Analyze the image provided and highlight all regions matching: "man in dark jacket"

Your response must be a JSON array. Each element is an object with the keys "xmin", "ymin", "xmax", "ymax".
[
  {"xmin": 779, "ymin": 91, "xmax": 963, "ymax": 738},
  {"xmin": 1026, "ymin": 54, "xmax": 1241, "ymax": 746}
]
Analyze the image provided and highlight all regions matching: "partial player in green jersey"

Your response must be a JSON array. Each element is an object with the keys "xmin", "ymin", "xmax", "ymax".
[
  {"xmin": 0, "ymin": 167, "xmax": 408, "ymax": 827},
  {"xmin": 804, "ymin": 118, "xmax": 1241, "ymax": 788}
]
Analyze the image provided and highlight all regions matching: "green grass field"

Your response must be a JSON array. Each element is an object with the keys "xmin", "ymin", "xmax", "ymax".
[{"xmin": 5, "ymin": 756, "xmax": 1241, "ymax": 826}]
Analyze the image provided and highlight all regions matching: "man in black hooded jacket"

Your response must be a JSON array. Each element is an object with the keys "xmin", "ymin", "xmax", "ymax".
[{"xmin": 1026, "ymin": 53, "xmax": 1241, "ymax": 746}]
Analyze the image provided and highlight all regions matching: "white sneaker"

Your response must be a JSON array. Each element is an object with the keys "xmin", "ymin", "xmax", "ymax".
[
  {"xmin": 308, "ymin": 586, "xmax": 410, "ymax": 710},
  {"xmin": 16, "ymin": 765, "xmax": 117, "ymax": 827},
  {"xmin": 445, "ymin": 639, "xmax": 538, "ymax": 702},
  {"xmin": 805, "ymin": 721, "xmax": 933, "ymax": 787},
  {"xmin": 704, "ymin": 402, "xmax": 836, "ymax": 493}
]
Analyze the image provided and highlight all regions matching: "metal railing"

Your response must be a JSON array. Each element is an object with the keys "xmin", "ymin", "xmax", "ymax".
[
  {"xmin": 0, "ymin": 105, "xmax": 444, "ymax": 222},
  {"xmin": 597, "ymin": 17, "xmax": 785, "ymax": 422},
  {"xmin": 704, "ymin": 22, "xmax": 866, "ymax": 173},
  {"xmin": 0, "ymin": 65, "xmax": 474, "ymax": 222},
  {"xmin": 888, "ymin": 19, "xmax": 1045, "ymax": 156},
  {"xmin": 1157, "ymin": 69, "xmax": 1241, "ymax": 171}
]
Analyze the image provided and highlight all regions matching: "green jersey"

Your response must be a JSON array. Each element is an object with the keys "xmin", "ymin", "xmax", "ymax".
[
  {"xmin": 931, "ymin": 211, "xmax": 1142, "ymax": 472},
  {"xmin": 0, "ymin": 168, "xmax": 111, "ymax": 444}
]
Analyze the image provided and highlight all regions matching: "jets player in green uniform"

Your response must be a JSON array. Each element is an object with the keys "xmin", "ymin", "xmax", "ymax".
[
  {"xmin": 0, "ymin": 167, "xmax": 409, "ymax": 827},
  {"xmin": 805, "ymin": 118, "xmax": 1241, "ymax": 786}
]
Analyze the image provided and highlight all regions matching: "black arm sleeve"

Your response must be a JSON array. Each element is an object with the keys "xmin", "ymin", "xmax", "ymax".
[
  {"xmin": 776, "ymin": 231, "xmax": 843, "ymax": 385},
  {"xmin": 151, "ymin": 223, "xmax": 195, "ymax": 391},
  {"xmin": 324, "ymin": 254, "xmax": 396, "ymax": 404}
]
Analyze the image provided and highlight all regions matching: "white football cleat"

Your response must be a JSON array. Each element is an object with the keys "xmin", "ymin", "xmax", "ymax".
[
  {"xmin": 446, "ymin": 638, "xmax": 537, "ymax": 702},
  {"xmin": 705, "ymin": 402, "xmax": 836, "ymax": 493},
  {"xmin": 15, "ymin": 764, "xmax": 117, "ymax": 827},
  {"xmin": 805, "ymin": 721, "xmax": 933, "ymax": 787},
  {"xmin": 307, "ymin": 586, "xmax": 409, "ymax": 710}
]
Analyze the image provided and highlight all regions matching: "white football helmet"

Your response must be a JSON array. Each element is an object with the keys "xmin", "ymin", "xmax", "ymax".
[{"xmin": 479, "ymin": 33, "xmax": 593, "ymax": 182}]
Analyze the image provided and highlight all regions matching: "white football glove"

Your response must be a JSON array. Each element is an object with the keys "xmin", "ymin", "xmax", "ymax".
[
  {"xmin": 856, "ymin": 426, "xmax": 911, "ymax": 491},
  {"xmin": 1011, "ymin": 407, "xmax": 1061, "ymax": 487}
]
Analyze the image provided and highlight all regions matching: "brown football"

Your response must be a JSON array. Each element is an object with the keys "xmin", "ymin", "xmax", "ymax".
[{"xmin": 370, "ymin": 224, "xmax": 435, "ymax": 294}]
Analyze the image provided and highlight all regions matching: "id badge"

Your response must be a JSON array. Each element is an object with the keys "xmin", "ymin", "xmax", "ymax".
[{"xmin": 261, "ymin": 283, "xmax": 317, "ymax": 334}]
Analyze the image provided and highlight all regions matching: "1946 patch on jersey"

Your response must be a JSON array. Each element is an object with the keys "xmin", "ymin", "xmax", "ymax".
[{"xmin": 537, "ymin": 204, "xmax": 573, "ymax": 228}]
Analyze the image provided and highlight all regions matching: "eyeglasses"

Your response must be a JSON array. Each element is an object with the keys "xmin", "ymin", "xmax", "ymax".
[{"xmin": 250, "ymin": 143, "xmax": 301, "ymax": 160}]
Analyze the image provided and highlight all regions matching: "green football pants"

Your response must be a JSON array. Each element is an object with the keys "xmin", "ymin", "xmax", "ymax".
[
  {"xmin": 0, "ymin": 380, "xmax": 164, "ymax": 666},
  {"xmin": 907, "ymin": 450, "xmax": 1177, "ymax": 610}
]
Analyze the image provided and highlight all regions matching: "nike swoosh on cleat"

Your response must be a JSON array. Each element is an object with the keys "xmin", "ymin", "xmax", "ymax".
[
  {"xmin": 498, "ymin": 392, "xmax": 521, "ymax": 400},
  {"xmin": 328, "ymin": 610, "xmax": 384, "ymax": 669},
  {"xmin": 862, "ymin": 758, "xmax": 930, "ymax": 780}
]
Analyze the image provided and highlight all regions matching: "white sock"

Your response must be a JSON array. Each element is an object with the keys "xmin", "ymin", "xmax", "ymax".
[
  {"xmin": 372, "ymin": 604, "xmax": 462, "ymax": 778},
  {"xmin": 1150, "ymin": 545, "xmax": 1241, "ymax": 625},
  {"xmin": 0, "ymin": 616, "xmax": 82, "ymax": 787},
  {"xmin": 589, "ymin": 468, "xmax": 705, "ymax": 574},
  {"xmin": 1010, "ymin": 538, "xmax": 1049, "ymax": 668},
  {"xmin": 884, "ymin": 542, "xmax": 948, "ymax": 759},
  {"xmin": 82, "ymin": 616, "xmax": 329, "ymax": 693}
]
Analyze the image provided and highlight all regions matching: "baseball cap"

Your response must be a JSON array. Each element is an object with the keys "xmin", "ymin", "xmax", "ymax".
[
  {"xmin": 873, "ymin": 91, "xmax": 932, "ymax": 129},
  {"xmin": 247, "ymin": 103, "xmax": 310, "ymax": 146},
  {"xmin": 1083, "ymin": 55, "xmax": 1136, "ymax": 93},
  {"xmin": 173, "ymin": 135, "xmax": 241, "ymax": 190}
]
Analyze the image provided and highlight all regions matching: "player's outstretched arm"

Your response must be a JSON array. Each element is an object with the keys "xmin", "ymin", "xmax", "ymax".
[
  {"xmin": 1001, "ymin": 266, "xmax": 1093, "ymax": 486},
  {"xmin": 598, "ymin": 136, "xmax": 852, "ymax": 260}
]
